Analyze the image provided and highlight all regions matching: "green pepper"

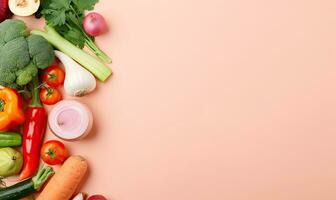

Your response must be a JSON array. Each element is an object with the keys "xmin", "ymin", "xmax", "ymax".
[{"xmin": 0, "ymin": 132, "xmax": 22, "ymax": 147}]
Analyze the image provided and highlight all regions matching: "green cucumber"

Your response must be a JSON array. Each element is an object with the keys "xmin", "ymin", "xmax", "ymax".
[
  {"xmin": 0, "ymin": 132, "xmax": 22, "ymax": 147},
  {"xmin": 0, "ymin": 166, "xmax": 54, "ymax": 200}
]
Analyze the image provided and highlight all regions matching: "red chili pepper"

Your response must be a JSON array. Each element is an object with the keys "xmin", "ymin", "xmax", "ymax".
[{"xmin": 19, "ymin": 76, "xmax": 47, "ymax": 180}]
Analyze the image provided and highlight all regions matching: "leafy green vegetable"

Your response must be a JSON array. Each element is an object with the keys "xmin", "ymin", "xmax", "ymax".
[
  {"xmin": 0, "ymin": 19, "xmax": 55, "ymax": 88},
  {"xmin": 32, "ymin": 25, "xmax": 112, "ymax": 81},
  {"xmin": 40, "ymin": 0, "xmax": 111, "ymax": 63}
]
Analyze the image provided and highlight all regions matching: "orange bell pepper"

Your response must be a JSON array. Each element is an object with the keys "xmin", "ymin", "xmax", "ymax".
[{"xmin": 0, "ymin": 87, "xmax": 25, "ymax": 131}]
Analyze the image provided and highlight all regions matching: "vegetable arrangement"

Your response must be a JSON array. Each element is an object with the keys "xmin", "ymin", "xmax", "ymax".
[
  {"xmin": 39, "ymin": 0, "xmax": 112, "ymax": 64},
  {"xmin": 0, "ymin": 0, "xmax": 111, "ymax": 199}
]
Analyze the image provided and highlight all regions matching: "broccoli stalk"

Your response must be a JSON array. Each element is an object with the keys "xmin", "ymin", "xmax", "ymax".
[
  {"xmin": 32, "ymin": 26, "xmax": 112, "ymax": 82},
  {"xmin": 31, "ymin": 75, "xmax": 42, "ymax": 107}
]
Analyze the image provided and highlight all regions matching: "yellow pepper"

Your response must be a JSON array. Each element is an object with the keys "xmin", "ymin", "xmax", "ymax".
[{"xmin": 0, "ymin": 87, "xmax": 25, "ymax": 131}]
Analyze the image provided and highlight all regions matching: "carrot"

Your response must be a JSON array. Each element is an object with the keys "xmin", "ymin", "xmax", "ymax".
[{"xmin": 37, "ymin": 156, "xmax": 88, "ymax": 200}]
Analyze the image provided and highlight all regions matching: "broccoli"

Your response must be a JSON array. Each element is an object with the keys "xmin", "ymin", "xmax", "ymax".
[{"xmin": 0, "ymin": 19, "xmax": 55, "ymax": 88}]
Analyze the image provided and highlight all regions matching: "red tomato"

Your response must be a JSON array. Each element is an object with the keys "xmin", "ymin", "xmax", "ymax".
[
  {"xmin": 42, "ymin": 64, "xmax": 65, "ymax": 88},
  {"xmin": 41, "ymin": 140, "xmax": 69, "ymax": 165},
  {"xmin": 39, "ymin": 87, "xmax": 62, "ymax": 105}
]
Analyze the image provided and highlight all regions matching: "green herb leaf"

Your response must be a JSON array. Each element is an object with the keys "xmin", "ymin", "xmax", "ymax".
[
  {"xmin": 52, "ymin": 10, "xmax": 66, "ymax": 26},
  {"xmin": 72, "ymin": 0, "xmax": 99, "ymax": 12},
  {"xmin": 66, "ymin": 12, "xmax": 82, "ymax": 29},
  {"xmin": 49, "ymin": 0, "xmax": 71, "ymax": 10},
  {"xmin": 62, "ymin": 27, "xmax": 86, "ymax": 48},
  {"xmin": 43, "ymin": 9, "xmax": 67, "ymax": 26}
]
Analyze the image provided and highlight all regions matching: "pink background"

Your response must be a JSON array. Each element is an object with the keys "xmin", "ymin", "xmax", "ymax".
[{"xmin": 11, "ymin": 0, "xmax": 336, "ymax": 199}]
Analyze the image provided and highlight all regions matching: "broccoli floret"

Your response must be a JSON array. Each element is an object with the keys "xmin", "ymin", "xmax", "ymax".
[
  {"xmin": 0, "ymin": 19, "xmax": 55, "ymax": 88},
  {"xmin": 16, "ymin": 62, "xmax": 38, "ymax": 86},
  {"xmin": 27, "ymin": 35, "xmax": 55, "ymax": 69},
  {"xmin": 0, "ymin": 19, "xmax": 28, "ymax": 48},
  {"xmin": 0, "ymin": 68, "xmax": 17, "ymax": 88},
  {"xmin": 0, "ymin": 37, "xmax": 30, "ymax": 70}
]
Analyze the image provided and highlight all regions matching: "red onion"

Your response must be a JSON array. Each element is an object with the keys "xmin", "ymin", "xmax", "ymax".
[
  {"xmin": 87, "ymin": 195, "xmax": 107, "ymax": 200},
  {"xmin": 0, "ymin": 0, "xmax": 11, "ymax": 22},
  {"xmin": 49, "ymin": 100, "xmax": 93, "ymax": 141},
  {"xmin": 83, "ymin": 12, "xmax": 108, "ymax": 37}
]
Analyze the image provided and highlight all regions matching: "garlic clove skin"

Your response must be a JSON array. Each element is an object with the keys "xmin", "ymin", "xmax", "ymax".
[{"xmin": 54, "ymin": 50, "xmax": 96, "ymax": 97}]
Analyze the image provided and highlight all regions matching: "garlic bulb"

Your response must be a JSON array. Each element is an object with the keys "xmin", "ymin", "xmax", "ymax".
[
  {"xmin": 72, "ymin": 193, "xmax": 84, "ymax": 200},
  {"xmin": 54, "ymin": 50, "xmax": 96, "ymax": 97}
]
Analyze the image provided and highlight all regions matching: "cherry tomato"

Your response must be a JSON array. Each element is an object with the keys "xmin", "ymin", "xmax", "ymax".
[
  {"xmin": 39, "ymin": 87, "xmax": 62, "ymax": 105},
  {"xmin": 42, "ymin": 64, "xmax": 65, "ymax": 88},
  {"xmin": 41, "ymin": 140, "xmax": 69, "ymax": 165}
]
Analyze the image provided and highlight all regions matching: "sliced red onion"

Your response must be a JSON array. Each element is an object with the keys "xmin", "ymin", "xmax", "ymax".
[{"xmin": 49, "ymin": 100, "xmax": 93, "ymax": 141}]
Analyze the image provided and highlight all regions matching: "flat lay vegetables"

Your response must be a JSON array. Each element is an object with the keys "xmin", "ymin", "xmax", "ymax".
[
  {"xmin": 41, "ymin": 140, "xmax": 69, "ymax": 165},
  {"xmin": 39, "ymin": 0, "xmax": 112, "ymax": 64},
  {"xmin": 0, "ymin": 147, "xmax": 23, "ymax": 177},
  {"xmin": 0, "ymin": 1, "xmax": 110, "ymax": 198},
  {"xmin": 0, "ymin": 166, "xmax": 54, "ymax": 200},
  {"xmin": 0, "ymin": 19, "xmax": 55, "ymax": 88},
  {"xmin": 0, "ymin": 132, "xmax": 22, "ymax": 147},
  {"xmin": 20, "ymin": 76, "xmax": 48, "ymax": 180},
  {"xmin": 37, "ymin": 155, "xmax": 89, "ymax": 200},
  {"xmin": 55, "ymin": 50, "xmax": 96, "ymax": 97},
  {"xmin": 0, "ymin": 86, "xmax": 25, "ymax": 131},
  {"xmin": 32, "ymin": 26, "xmax": 112, "ymax": 81}
]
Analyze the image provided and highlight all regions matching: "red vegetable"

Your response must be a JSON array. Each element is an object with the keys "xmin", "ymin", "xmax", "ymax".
[
  {"xmin": 42, "ymin": 64, "xmax": 65, "ymax": 88},
  {"xmin": 0, "ymin": 0, "xmax": 11, "ymax": 22},
  {"xmin": 83, "ymin": 12, "xmax": 108, "ymax": 37},
  {"xmin": 87, "ymin": 195, "xmax": 107, "ymax": 200},
  {"xmin": 41, "ymin": 140, "xmax": 69, "ymax": 165},
  {"xmin": 20, "ymin": 76, "xmax": 47, "ymax": 180},
  {"xmin": 40, "ymin": 87, "xmax": 62, "ymax": 105}
]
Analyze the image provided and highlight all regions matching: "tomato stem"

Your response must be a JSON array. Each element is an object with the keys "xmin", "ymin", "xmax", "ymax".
[
  {"xmin": 46, "ymin": 149, "xmax": 56, "ymax": 159},
  {"xmin": 46, "ymin": 87, "xmax": 54, "ymax": 98},
  {"xmin": 48, "ymin": 73, "xmax": 57, "ymax": 80}
]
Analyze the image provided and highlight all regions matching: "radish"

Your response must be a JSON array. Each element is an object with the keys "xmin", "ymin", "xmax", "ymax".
[
  {"xmin": 87, "ymin": 195, "xmax": 107, "ymax": 200},
  {"xmin": 83, "ymin": 12, "xmax": 108, "ymax": 37},
  {"xmin": 0, "ymin": 0, "xmax": 11, "ymax": 22}
]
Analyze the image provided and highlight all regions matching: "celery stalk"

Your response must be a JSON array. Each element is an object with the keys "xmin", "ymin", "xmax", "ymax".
[{"xmin": 31, "ymin": 26, "xmax": 112, "ymax": 82}]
